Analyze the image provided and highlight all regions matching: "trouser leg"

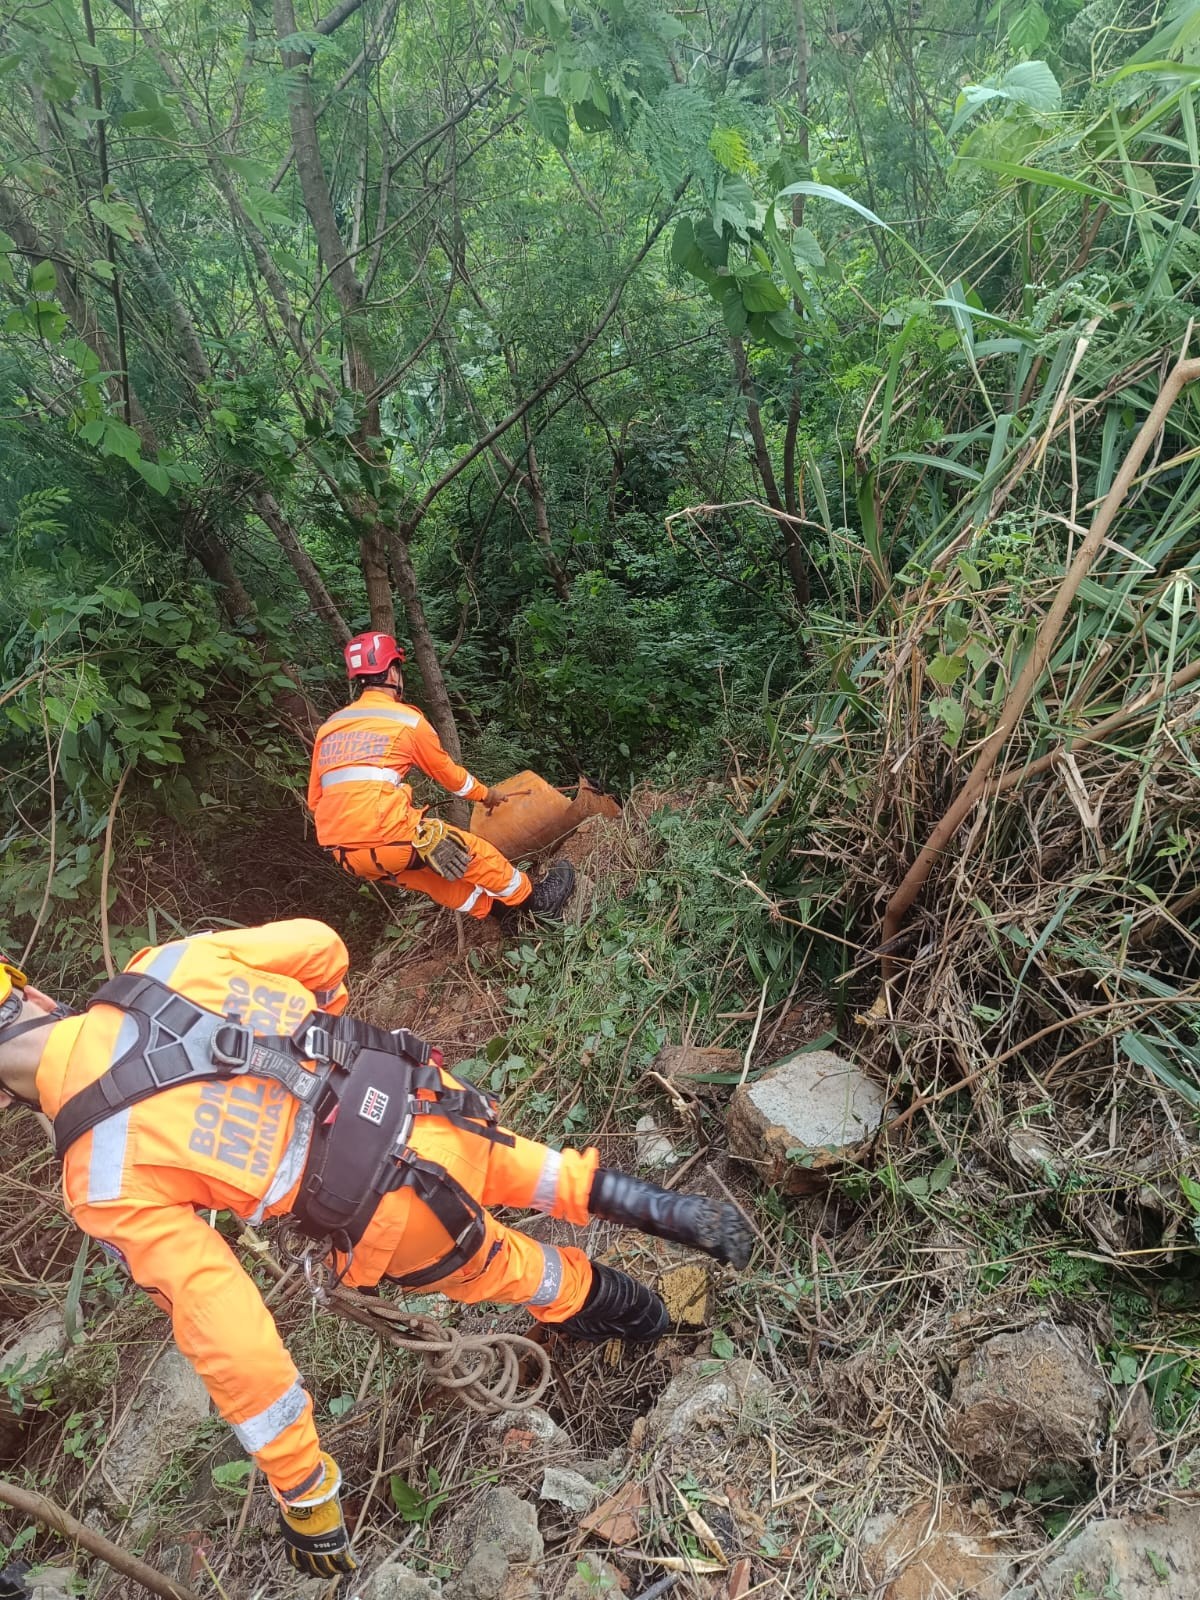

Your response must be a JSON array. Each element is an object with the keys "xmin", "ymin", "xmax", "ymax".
[
  {"xmin": 331, "ymin": 836, "xmax": 530, "ymax": 920},
  {"xmin": 386, "ymin": 1209, "xmax": 595, "ymax": 1323}
]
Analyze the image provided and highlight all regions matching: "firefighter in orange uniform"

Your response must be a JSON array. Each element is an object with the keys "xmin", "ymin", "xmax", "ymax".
[
  {"xmin": 308, "ymin": 632, "xmax": 574, "ymax": 923},
  {"xmin": 0, "ymin": 926, "xmax": 752, "ymax": 1578}
]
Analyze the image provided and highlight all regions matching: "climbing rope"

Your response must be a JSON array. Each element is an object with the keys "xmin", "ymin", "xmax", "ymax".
[
  {"xmin": 323, "ymin": 1286, "xmax": 553, "ymax": 1415},
  {"xmin": 244, "ymin": 1228, "xmax": 553, "ymax": 1417}
]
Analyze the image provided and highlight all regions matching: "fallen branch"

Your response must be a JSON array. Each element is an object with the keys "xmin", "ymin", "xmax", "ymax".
[
  {"xmin": 0, "ymin": 1480, "xmax": 203, "ymax": 1600},
  {"xmin": 880, "ymin": 335, "xmax": 1200, "ymax": 980}
]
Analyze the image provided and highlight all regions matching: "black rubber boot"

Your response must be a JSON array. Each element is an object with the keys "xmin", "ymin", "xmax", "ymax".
[
  {"xmin": 551, "ymin": 1262, "xmax": 669, "ymax": 1343},
  {"xmin": 493, "ymin": 861, "xmax": 576, "ymax": 929},
  {"xmin": 588, "ymin": 1170, "xmax": 754, "ymax": 1270}
]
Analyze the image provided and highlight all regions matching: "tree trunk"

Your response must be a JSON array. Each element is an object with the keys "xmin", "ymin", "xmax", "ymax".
[
  {"xmin": 251, "ymin": 486, "xmax": 353, "ymax": 642},
  {"xmin": 184, "ymin": 517, "xmax": 256, "ymax": 624},
  {"xmin": 275, "ymin": 0, "xmax": 460, "ymax": 733},
  {"xmin": 359, "ymin": 521, "xmax": 397, "ymax": 634},
  {"xmin": 729, "ymin": 337, "xmax": 782, "ymax": 509},
  {"xmin": 387, "ymin": 530, "xmax": 462, "ymax": 760},
  {"xmin": 523, "ymin": 427, "xmax": 571, "ymax": 602}
]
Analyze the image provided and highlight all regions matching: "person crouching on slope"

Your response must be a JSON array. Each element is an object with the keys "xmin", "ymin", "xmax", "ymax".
[
  {"xmin": 0, "ymin": 923, "xmax": 753, "ymax": 1579},
  {"xmin": 308, "ymin": 632, "xmax": 574, "ymax": 924}
]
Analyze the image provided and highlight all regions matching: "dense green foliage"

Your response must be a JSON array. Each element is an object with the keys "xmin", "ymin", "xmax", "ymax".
[{"xmin": 2, "ymin": 0, "xmax": 1198, "ymax": 1060}]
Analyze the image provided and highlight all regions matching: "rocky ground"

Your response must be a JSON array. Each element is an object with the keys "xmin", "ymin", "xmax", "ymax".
[{"xmin": 3, "ymin": 794, "xmax": 1200, "ymax": 1599}]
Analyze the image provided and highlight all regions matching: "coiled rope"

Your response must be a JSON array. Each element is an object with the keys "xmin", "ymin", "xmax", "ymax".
[
  {"xmin": 323, "ymin": 1287, "xmax": 553, "ymax": 1414},
  {"xmin": 245, "ymin": 1228, "xmax": 553, "ymax": 1417}
]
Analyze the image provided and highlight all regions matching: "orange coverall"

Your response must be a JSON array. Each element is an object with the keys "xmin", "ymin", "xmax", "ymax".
[
  {"xmin": 307, "ymin": 690, "xmax": 530, "ymax": 920},
  {"xmin": 36, "ymin": 921, "xmax": 598, "ymax": 1502}
]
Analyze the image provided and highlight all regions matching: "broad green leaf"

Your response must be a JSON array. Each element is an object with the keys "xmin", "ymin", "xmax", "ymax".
[
  {"xmin": 101, "ymin": 419, "xmax": 143, "ymax": 464},
  {"xmin": 928, "ymin": 652, "xmax": 967, "ymax": 685},
  {"xmin": 212, "ymin": 1461, "xmax": 253, "ymax": 1495},
  {"xmin": 88, "ymin": 199, "xmax": 145, "ymax": 242},
  {"xmin": 1000, "ymin": 60, "xmax": 1063, "ymax": 111},
  {"xmin": 929, "ymin": 696, "xmax": 965, "ymax": 745},
  {"xmin": 713, "ymin": 175, "xmax": 756, "ymax": 240},
  {"xmin": 791, "ymin": 226, "xmax": 825, "ymax": 269},
  {"xmin": 950, "ymin": 61, "xmax": 1061, "ymax": 136},
  {"xmin": 573, "ymin": 99, "xmax": 610, "ymax": 132},
  {"xmin": 89, "ymin": 258, "xmax": 116, "ymax": 282},
  {"xmin": 1008, "ymin": 1, "xmax": 1050, "ymax": 52},
  {"xmin": 31, "ymin": 259, "xmax": 57, "ymax": 295},
  {"xmin": 741, "ymin": 273, "xmax": 787, "ymax": 313},
  {"xmin": 134, "ymin": 459, "xmax": 171, "ymax": 494},
  {"xmin": 529, "ymin": 94, "xmax": 569, "ymax": 152}
]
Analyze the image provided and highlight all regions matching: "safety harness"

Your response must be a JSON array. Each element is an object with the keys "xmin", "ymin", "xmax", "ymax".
[{"xmin": 52, "ymin": 973, "xmax": 515, "ymax": 1286}]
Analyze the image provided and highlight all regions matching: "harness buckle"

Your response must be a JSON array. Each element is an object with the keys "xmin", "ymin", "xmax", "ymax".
[
  {"xmin": 303, "ymin": 1025, "xmax": 332, "ymax": 1065},
  {"xmin": 211, "ymin": 1024, "xmax": 253, "ymax": 1075}
]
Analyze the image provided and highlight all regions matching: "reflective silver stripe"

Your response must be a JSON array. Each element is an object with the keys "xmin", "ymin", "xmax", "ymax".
[
  {"xmin": 249, "ymin": 1106, "xmax": 314, "ymax": 1224},
  {"xmin": 87, "ymin": 1108, "xmax": 130, "ymax": 1203},
  {"xmin": 453, "ymin": 774, "xmax": 478, "ymax": 797},
  {"xmin": 319, "ymin": 765, "xmax": 403, "ymax": 789},
  {"xmin": 322, "ymin": 705, "xmax": 420, "ymax": 729},
  {"xmin": 85, "ymin": 941, "xmax": 188, "ymax": 1204},
  {"xmin": 145, "ymin": 942, "xmax": 188, "ymax": 983},
  {"xmin": 531, "ymin": 1151, "xmax": 561, "ymax": 1214},
  {"xmin": 529, "ymin": 1244, "xmax": 564, "ymax": 1307},
  {"xmin": 314, "ymin": 984, "xmax": 342, "ymax": 1007},
  {"xmin": 231, "ymin": 1379, "xmax": 308, "ymax": 1454},
  {"xmin": 497, "ymin": 868, "xmax": 525, "ymax": 903},
  {"xmin": 458, "ymin": 885, "xmax": 485, "ymax": 915}
]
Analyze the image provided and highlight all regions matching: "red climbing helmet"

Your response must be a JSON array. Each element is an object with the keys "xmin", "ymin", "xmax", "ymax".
[{"xmin": 344, "ymin": 632, "xmax": 406, "ymax": 679}]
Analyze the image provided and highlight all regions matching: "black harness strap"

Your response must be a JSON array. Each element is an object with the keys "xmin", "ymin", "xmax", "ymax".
[
  {"xmin": 53, "ymin": 974, "xmax": 512, "ymax": 1268},
  {"xmin": 382, "ymin": 1155, "xmax": 489, "ymax": 1288},
  {"xmin": 329, "ymin": 845, "xmax": 418, "ymax": 883},
  {"xmin": 52, "ymin": 974, "xmax": 324, "ymax": 1161}
]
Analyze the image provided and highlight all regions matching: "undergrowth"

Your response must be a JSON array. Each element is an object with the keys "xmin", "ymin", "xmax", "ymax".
[{"xmin": 6, "ymin": 774, "xmax": 1199, "ymax": 1597}]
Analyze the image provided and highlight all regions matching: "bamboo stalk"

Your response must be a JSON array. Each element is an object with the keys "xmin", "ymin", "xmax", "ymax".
[{"xmin": 879, "ymin": 340, "xmax": 1200, "ymax": 980}]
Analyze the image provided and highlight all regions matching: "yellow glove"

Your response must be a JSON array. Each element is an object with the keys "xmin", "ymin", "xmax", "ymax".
[
  {"xmin": 411, "ymin": 817, "xmax": 471, "ymax": 880},
  {"xmin": 277, "ymin": 1453, "xmax": 357, "ymax": 1577}
]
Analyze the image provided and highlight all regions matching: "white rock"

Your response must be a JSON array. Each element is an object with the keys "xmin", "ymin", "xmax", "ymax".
[
  {"xmin": 349, "ymin": 1559, "xmax": 442, "ymax": 1600},
  {"xmin": 1034, "ymin": 1502, "xmax": 1200, "ymax": 1599},
  {"xmin": 645, "ymin": 1357, "xmax": 773, "ymax": 1445},
  {"xmin": 538, "ymin": 1466, "xmax": 599, "ymax": 1513},
  {"xmin": 24, "ymin": 1569, "xmax": 77, "ymax": 1600},
  {"xmin": 486, "ymin": 1406, "xmax": 568, "ymax": 1448},
  {"xmin": 727, "ymin": 1049, "xmax": 887, "ymax": 1189},
  {"xmin": 103, "ymin": 1346, "xmax": 211, "ymax": 1508},
  {"xmin": 635, "ymin": 1113, "xmax": 680, "ymax": 1169}
]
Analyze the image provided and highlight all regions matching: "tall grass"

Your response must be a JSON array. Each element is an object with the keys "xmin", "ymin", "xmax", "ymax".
[{"xmin": 750, "ymin": 56, "xmax": 1200, "ymax": 1114}]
